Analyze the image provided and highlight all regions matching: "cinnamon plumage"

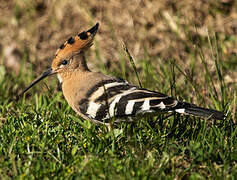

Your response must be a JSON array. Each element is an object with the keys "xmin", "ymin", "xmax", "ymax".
[{"xmin": 20, "ymin": 23, "xmax": 225, "ymax": 125}]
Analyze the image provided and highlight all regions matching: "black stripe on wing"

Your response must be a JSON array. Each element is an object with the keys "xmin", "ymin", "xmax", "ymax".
[
  {"xmin": 86, "ymin": 78, "xmax": 126, "ymax": 98},
  {"xmin": 119, "ymin": 91, "xmax": 166, "ymax": 100},
  {"xmin": 95, "ymin": 104, "xmax": 108, "ymax": 120},
  {"xmin": 149, "ymin": 97, "xmax": 177, "ymax": 107},
  {"xmin": 95, "ymin": 84, "xmax": 134, "ymax": 103},
  {"xmin": 78, "ymin": 98, "xmax": 89, "ymax": 114},
  {"xmin": 132, "ymin": 101, "xmax": 144, "ymax": 114}
]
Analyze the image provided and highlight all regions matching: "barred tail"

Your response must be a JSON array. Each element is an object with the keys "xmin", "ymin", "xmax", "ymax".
[{"xmin": 174, "ymin": 102, "xmax": 225, "ymax": 120}]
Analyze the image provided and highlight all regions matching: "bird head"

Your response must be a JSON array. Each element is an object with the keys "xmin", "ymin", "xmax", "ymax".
[{"xmin": 19, "ymin": 23, "xmax": 99, "ymax": 96}]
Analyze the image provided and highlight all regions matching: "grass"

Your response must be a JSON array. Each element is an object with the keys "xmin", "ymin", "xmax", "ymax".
[
  {"xmin": 0, "ymin": 34, "xmax": 236, "ymax": 179},
  {"xmin": 0, "ymin": 1, "xmax": 237, "ymax": 179}
]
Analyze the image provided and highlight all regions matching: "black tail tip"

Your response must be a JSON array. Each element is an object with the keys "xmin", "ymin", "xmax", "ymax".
[
  {"xmin": 185, "ymin": 106, "xmax": 226, "ymax": 120},
  {"xmin": 213, "ymin": 112, "xmax": 226, "ymax": 120}
]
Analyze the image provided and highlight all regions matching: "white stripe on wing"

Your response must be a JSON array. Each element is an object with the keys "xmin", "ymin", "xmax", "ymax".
[
  {"xmin": 86, "ymin": 101, "xmax": 101, "ymax": 118},
  {"xmin": 125, "ymin": 100, "xmax": 136, "ymax": 115},
  {"xmin": 141, "ymin": 99, "xmax": 150, "ymax": 111}
]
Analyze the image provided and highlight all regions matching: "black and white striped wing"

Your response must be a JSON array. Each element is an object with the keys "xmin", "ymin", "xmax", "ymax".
[{"xmin": 78, "ymin": 78, "xmax": 180, "ymax": 122}]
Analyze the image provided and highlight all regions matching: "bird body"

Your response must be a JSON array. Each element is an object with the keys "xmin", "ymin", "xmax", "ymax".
[{"xmin": 20, "ymin": 23, "xmax": 225, "ymax": 125}]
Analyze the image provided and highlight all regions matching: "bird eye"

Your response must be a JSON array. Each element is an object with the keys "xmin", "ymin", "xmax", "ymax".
[{"xmin": 61, "ymin": 60, "xmax": 68, "ymax": 65}]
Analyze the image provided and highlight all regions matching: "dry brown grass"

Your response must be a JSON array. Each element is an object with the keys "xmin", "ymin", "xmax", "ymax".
[{"xmin": 0, "ymin": 0, "xmax": 236, "ymax": 83}]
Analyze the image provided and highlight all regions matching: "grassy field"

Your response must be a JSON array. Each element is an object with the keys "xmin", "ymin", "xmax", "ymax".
[{"xmin": 0, "ymin": 1, "xmax": 237, "ymax": 179}]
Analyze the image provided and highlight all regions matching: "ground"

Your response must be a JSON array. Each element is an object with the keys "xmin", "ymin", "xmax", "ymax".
[{"xmin": 0, "ymin": 0, "xmax": 236, "ymax": 179}]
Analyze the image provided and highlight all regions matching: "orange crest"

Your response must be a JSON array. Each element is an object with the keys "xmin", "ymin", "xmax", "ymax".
[{"xmin": 54, "ymin": 23, "xmax": 99, "ymax": 61}]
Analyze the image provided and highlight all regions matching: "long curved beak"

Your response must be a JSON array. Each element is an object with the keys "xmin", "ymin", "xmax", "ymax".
[{"xmin": 18, "ymin": 68, "xmax": 55, "ymax": 97}]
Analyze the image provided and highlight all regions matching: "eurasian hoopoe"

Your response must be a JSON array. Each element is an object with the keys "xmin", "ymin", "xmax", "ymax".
[{"xmin": 19, "ymin": 23, "xmax": 225, "ymax": 125}]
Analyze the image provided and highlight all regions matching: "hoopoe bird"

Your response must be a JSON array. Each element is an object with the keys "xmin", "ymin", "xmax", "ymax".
[{"xmin": 19, "ymin": 23, "xmax": 225, "ymax": 125}]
